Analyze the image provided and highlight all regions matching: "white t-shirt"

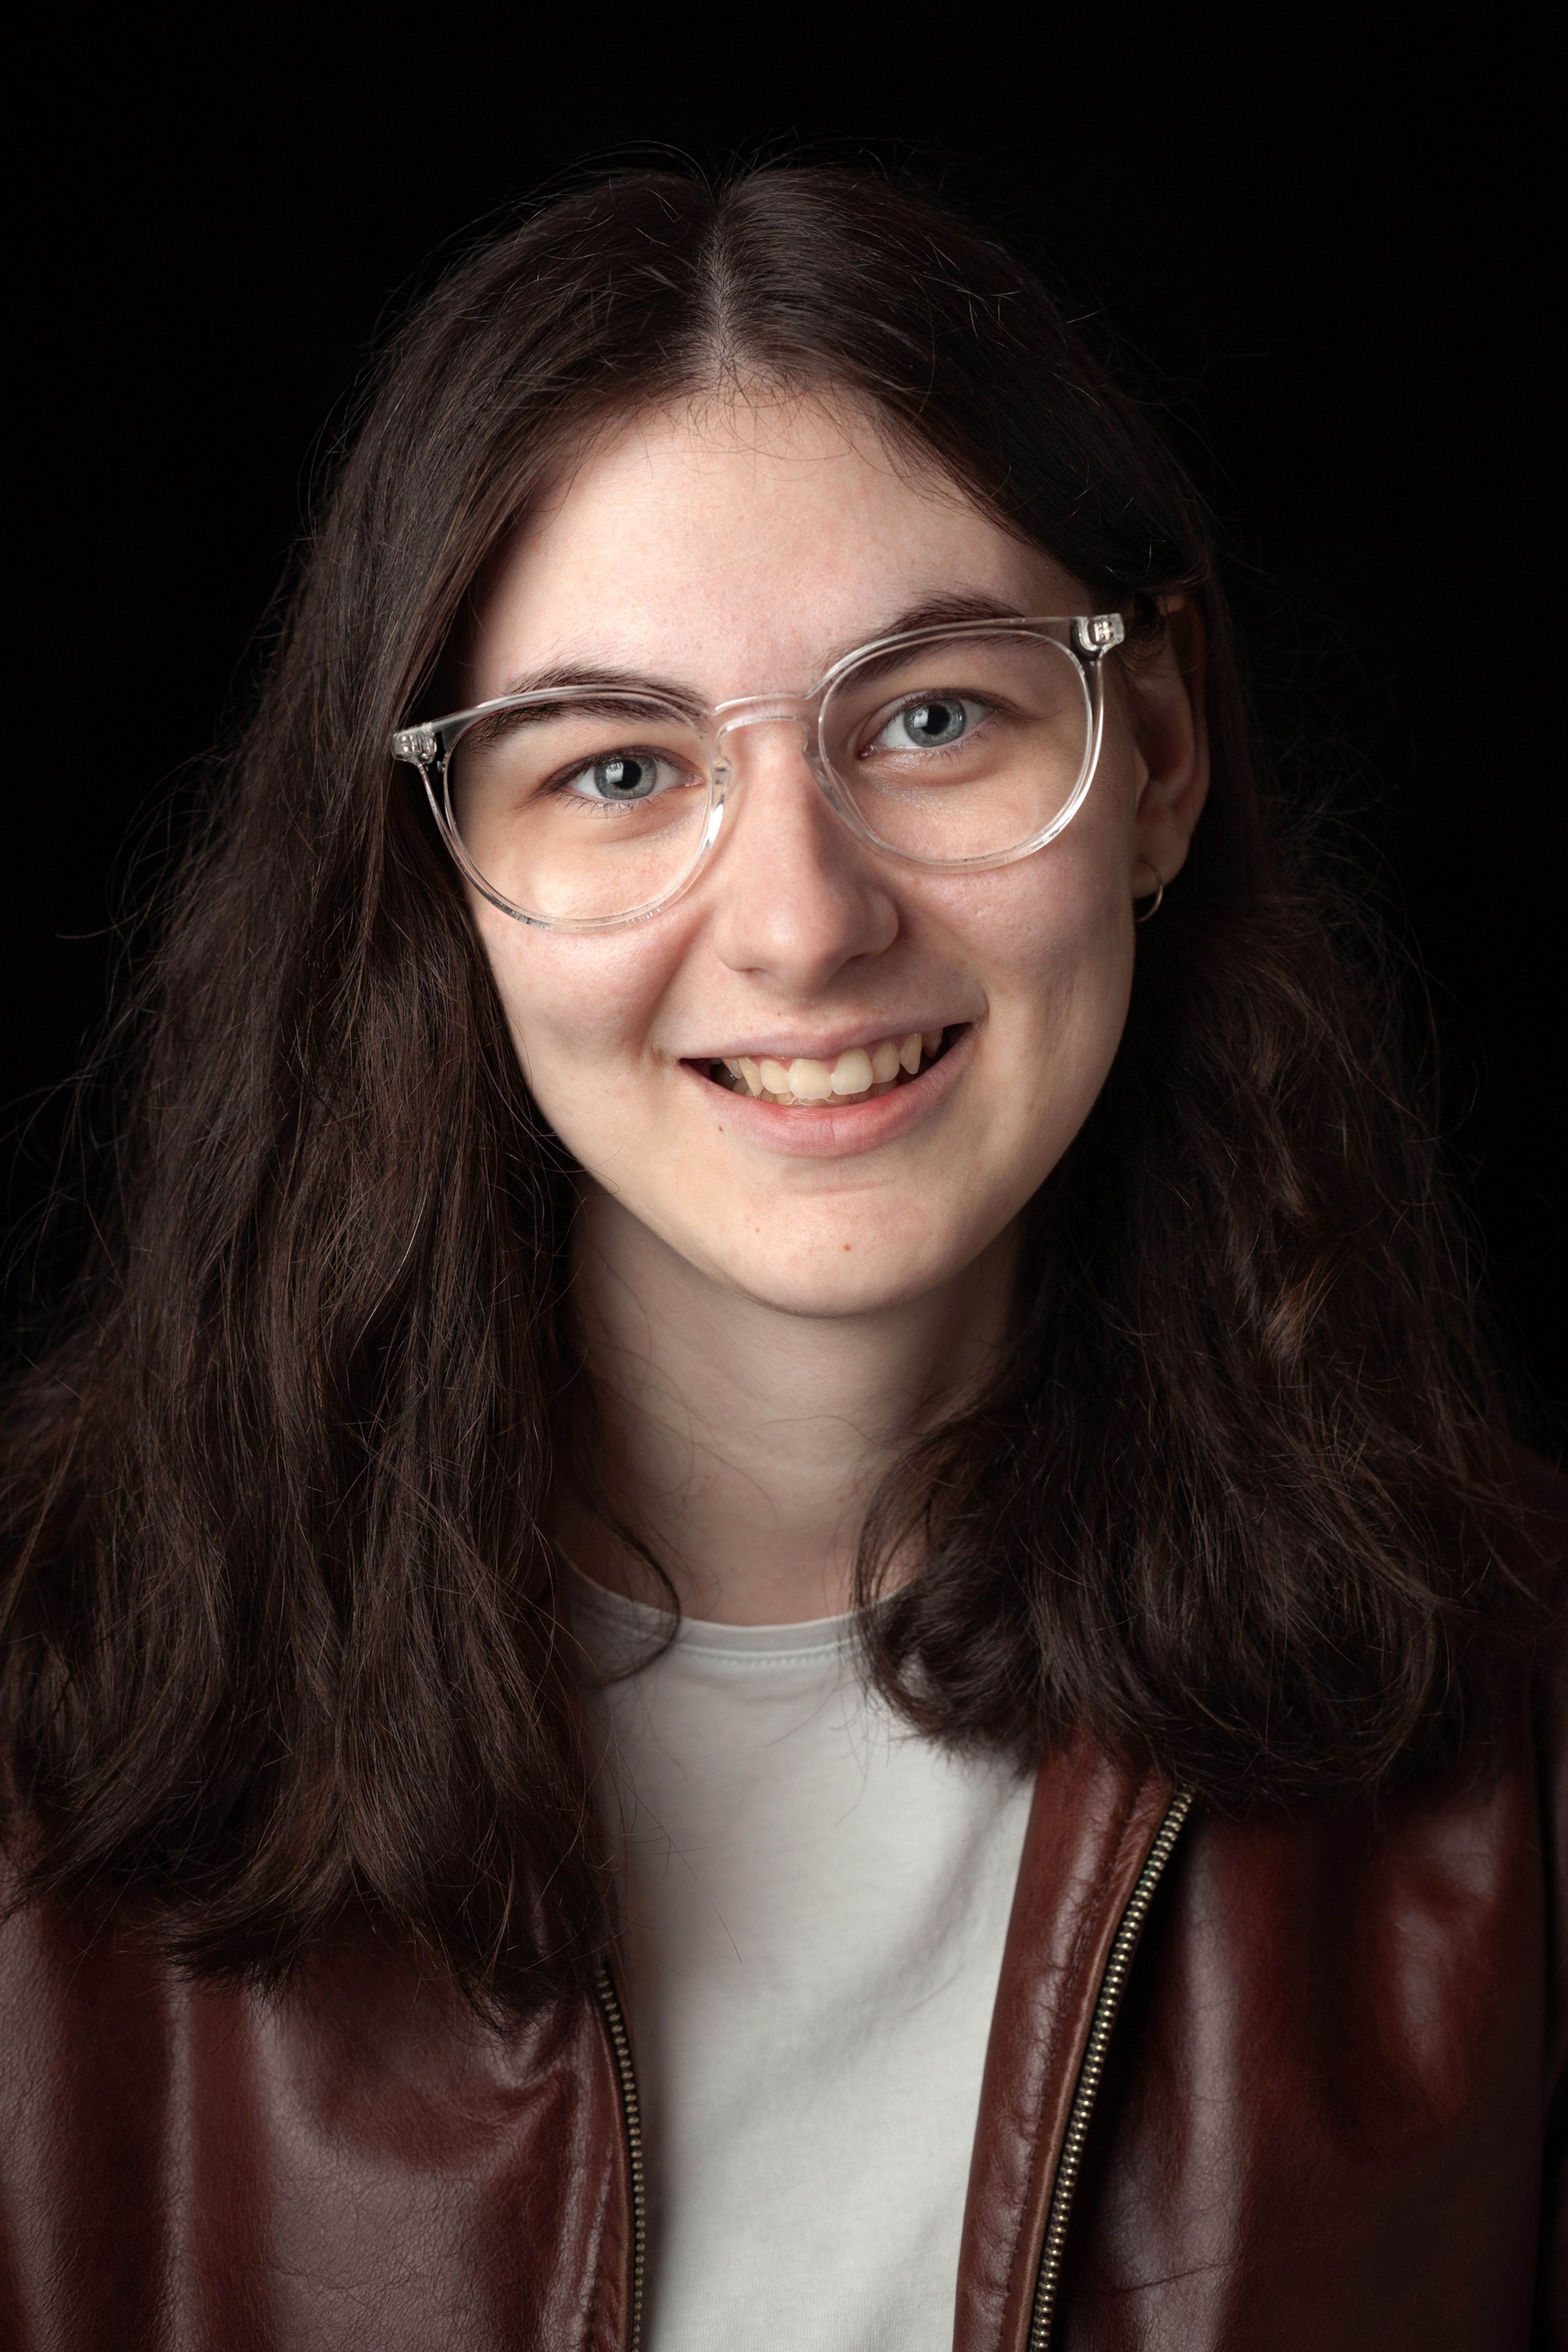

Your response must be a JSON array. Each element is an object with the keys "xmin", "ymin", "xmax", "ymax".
[{"xmin": 569, "ymin": 1571, "xmax": 1034, "ymax": 2352}]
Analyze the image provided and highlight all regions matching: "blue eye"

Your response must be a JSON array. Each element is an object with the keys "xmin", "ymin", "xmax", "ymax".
[
  {"xmin": 875, "ymin": 697, "xmax": 983, "ymax": 752},
  {"xmin": 564, "ymin": 752, "xmax": 677, "ymax": 802}
]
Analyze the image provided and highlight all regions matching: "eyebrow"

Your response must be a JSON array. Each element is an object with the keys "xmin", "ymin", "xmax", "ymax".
[
  {"xmin": 866, "ymin": 591, "xmax": 1030, "ymax": 642},
  {"xmin": 494, "ymin": 591, "xmax": 1034, "ymax": 706},
  {"xmin": 493, "ymin": 660, "xmax": 708, "ymax": 714}
]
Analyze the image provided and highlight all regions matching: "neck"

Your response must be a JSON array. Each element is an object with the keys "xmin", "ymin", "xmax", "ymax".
[{"xmin": 560, "ymin": 1186, "xmax": 1016, "ymax": 1626}]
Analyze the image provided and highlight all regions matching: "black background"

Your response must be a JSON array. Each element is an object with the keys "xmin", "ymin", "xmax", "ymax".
[{"xmin": 9, "ymin": 16, "xmax": 1561, "ymax": 1435}]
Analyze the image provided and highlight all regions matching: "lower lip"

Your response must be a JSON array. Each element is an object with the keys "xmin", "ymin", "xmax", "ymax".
[{"xmin": 679, "ymin": 1025, "xmax": 975, "ymax": 1159}]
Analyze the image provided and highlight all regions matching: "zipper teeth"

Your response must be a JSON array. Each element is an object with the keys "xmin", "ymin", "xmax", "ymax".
[
  {"xmin": 594, "ymin": 1960, "xmax": 647, "ymax": 2352},
  {"xmin": 1027, "ymin": 1787, "xmax": 1196, "ymax": 2352}
]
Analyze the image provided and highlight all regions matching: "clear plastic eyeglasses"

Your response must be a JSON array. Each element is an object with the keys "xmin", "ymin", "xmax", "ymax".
[{"xmin": 390, "ymin": 610, "xmax": 1126, "ymax": 932}]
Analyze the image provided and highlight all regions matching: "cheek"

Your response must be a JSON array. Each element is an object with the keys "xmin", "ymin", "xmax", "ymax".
[
  {"xmin": 933, "ymin": 809, "xmax": 1136, "ymax": 1198},
  {"xmin": 947, "ymin": 805, "xmax": 1134, "ymax": 1047},
  {"xmin": 474, "ymin": 909, "xmax": 674, "ymax": 1101}
]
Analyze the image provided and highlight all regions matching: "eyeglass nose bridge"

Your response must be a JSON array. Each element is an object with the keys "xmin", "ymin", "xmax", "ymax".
[
  {"xmin": 710, "ymin": 689, "xmax": 843, "ymax": 800},
  {"xmin": 712, "ymin": 690, "xmax": 821, "ymax": 746},
  {"xmin": 707, "ymin": 690, "xmax": 877, "ymax": 864},
  {"xmin": 708, "ymin": 692, "xmax": 861, "ymax": 857}
]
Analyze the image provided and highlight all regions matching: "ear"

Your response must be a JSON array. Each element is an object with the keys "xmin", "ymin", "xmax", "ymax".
[{"xmin": 1130, "ymin": 594, "xmax": 1209, "ymax": 897}]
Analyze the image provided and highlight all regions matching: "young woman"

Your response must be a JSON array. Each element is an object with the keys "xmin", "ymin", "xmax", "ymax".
[{"xmin": 1, "ymin": 167, "xmax": 1561, "ymax": 2351}]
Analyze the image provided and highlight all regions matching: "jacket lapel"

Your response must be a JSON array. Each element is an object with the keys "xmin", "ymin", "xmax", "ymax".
[{"xmin": 955, "ymin": 1742, "xmax": 1176, "ymax": 2352}]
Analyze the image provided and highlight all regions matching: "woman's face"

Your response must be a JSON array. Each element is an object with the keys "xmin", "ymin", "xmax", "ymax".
[{"xmin": 466, "ymin": 390, "xmax": 1206, "ymax": 1319}]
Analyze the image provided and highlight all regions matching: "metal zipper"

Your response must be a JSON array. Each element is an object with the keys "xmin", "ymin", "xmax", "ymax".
[
  {"xmin": 594, "ymin": 1958, "xmax": 647, "ymax": 2352},
  {"xmin": 1027, "ymin": 1786, "xmax": 1196, "ymax": 2350}
]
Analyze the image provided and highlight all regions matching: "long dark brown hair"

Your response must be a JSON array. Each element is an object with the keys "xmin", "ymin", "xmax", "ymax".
[{"xmin": 0, "ymin": 165, "xmax": 1537, "ymax": 2015}]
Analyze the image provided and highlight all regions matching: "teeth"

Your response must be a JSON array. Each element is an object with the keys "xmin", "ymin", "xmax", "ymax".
[
  {"xmin": 831, "ymin": 1047, "xmax": 874, "ymax": 1095},
  {"xmin": 788, "ymin": 1057, "xmax": 835, "ymax": 1100},
  {"xmin": 715, "ymin": 1028, "xmax": 951, "ymax": 1106}
]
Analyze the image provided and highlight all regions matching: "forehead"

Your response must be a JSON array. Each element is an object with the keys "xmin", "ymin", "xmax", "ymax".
[{"xmin": 467, "ymin": 388, "xmax": 1083, "ymax": 704}]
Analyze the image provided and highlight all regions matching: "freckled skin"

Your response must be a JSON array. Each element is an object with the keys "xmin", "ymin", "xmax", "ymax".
[{"xmin": 467, "ymin": 390, "xmax": 1207, "ymax": 1326}]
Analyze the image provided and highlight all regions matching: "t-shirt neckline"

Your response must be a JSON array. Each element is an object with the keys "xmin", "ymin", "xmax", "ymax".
[{"xmin": 564, "ymin": 1560, "xmax": 859, "ymax": 1661}]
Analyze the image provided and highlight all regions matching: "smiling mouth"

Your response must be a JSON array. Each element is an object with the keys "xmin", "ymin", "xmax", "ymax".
[{"xmin": 697, "ymin": 1027, "xmax": 956, "ymax": 1108}]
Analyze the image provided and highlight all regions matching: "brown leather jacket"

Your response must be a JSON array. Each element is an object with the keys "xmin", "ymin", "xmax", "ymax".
[{"xmin": 2, "ymin": 1617, "xmax": 1565, "ymax": 2347}]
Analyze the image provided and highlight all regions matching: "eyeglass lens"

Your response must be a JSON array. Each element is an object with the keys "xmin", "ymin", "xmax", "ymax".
[{"xmin": 446, "ymin": 631, "xmax": 1093, "ymax": 926}]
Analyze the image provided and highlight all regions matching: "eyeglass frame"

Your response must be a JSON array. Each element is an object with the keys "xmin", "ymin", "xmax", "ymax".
[{"xmin": 390, "ymin": 609, "xmax": 1127, "ymax": 933}]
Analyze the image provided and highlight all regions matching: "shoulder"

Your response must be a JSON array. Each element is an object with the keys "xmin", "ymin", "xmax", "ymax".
[
  {"xmin": 0, "ymin": 1871, "xmax": 629, "ymax": 2347},
  {"xmin": 1151, "ymin": 1441, "xmax": 1568, "ymax": 2110}
]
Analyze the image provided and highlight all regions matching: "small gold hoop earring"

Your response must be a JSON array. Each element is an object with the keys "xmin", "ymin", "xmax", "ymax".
[{"xmin": 1134, "ymin": 868, "xmax": 1165, "ymax": 924}]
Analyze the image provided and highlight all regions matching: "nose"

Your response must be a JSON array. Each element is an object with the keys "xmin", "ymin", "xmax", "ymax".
[{"xmin": 706, "ymin": 719, "xmax": 899, "ymax": 994}]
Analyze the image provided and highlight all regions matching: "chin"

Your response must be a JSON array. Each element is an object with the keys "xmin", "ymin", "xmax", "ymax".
[{"xmin": 705, "ymin": 1230, "xmax": 977, "ymax": 1322}]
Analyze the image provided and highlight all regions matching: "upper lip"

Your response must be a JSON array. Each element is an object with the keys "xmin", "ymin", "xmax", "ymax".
[{"xmin": 680, "ymin": 1019, "xmax": 968, "ymax": 1063}]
